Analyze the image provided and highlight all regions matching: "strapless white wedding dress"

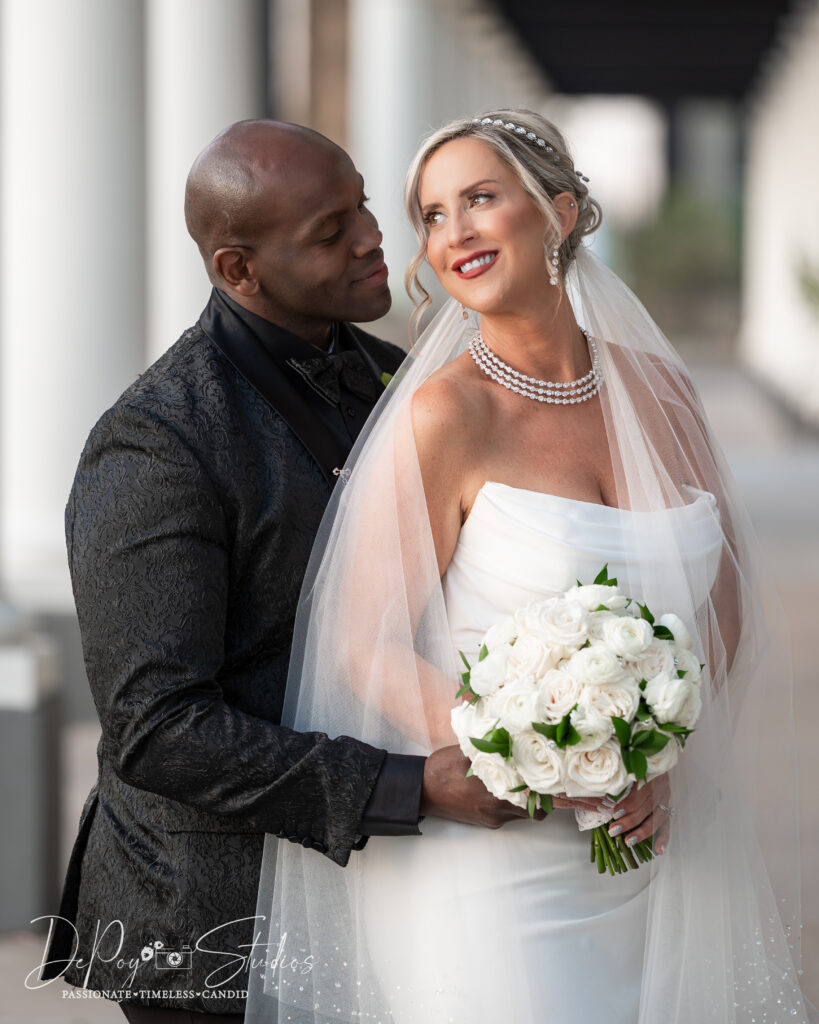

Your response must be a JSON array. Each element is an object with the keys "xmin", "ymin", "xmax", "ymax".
[{"xmin": 360, "ymin": 482, "xmax": 723, "ymax": 1024}]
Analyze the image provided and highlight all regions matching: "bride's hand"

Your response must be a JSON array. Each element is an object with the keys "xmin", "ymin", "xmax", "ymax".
[{"xmin": 605, "ymin": 775, "xmax": 673, "ymax": 855}]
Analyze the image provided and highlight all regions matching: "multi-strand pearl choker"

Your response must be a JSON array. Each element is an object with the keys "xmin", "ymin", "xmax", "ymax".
[{"xmin": 469, "ymin": 330, "xmax": 603, "ymax": 405}]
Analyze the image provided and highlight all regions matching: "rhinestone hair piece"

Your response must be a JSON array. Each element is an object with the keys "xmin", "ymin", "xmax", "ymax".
[{"xmin": 472, "ymin": 117, "xmax": 590, "ymax": 183}]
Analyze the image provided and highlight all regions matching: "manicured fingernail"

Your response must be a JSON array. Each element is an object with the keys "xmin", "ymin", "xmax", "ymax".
[
  {"xmin": 625, "ymin": 835, "xmax": 639, "ymax": 848},
  {"xmin": 655, "ymin": 843, "xmax": 665, "ymax": 855},
  {"xmin": 601, "ymin": 797, "xmax": 615, "ymax": 808},
  {"xmin": 612, "ymin": 808, "xmax": 627, "ymax": 821},
  {"xmin": 608, "ymin": 824, "xmax": 623, "ymax": 837}
]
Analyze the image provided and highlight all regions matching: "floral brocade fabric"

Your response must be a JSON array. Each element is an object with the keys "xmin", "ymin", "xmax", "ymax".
[{"xmin": 42, "ymin": 318, "xmax": 403, "ymax": 1014}]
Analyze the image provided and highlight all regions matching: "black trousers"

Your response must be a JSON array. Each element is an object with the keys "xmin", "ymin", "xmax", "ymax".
[{"xmin": 119, "ymin": 1005, "xmax": 243, "ymax": 1024}]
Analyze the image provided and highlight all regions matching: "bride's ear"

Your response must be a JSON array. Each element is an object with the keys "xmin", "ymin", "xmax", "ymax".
[{"xmin": 551, "ymin": 192, "xmax": 579, "ymax": 240}]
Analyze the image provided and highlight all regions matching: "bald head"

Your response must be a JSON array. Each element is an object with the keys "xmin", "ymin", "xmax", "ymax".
[{"xmin": 184, "ymin": 120, "xmax": 343, "ymax": 281}]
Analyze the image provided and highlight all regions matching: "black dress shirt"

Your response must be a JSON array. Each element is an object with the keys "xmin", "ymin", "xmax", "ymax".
[{"xmin": 218, "ymin": 292, "xmax": 425, "ymax": 836}]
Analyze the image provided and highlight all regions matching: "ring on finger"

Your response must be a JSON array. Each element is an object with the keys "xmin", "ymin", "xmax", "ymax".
[{"xmin": 658, "ymin": 802, "xmax": 675, "ymax": 817}]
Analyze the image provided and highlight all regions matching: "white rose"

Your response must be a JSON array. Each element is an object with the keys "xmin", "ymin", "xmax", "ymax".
[
  {"xmin": 632, "ymin": 638, "xmax": 675, "ymax": 683},
  {"xmin": 658, "ymin": 612, "xmax": 692, "ymax": 649},
  {"xmin": 569, "ymin": 700, "xmax": 614, "ymax": 751},
  {"xmin": 506, "ymin": 632, "xmax": 557, "ymax": 681},
  {"xmin": 536, "ymin": 668, "xmax": 584, "ymax": 723},
  {"xmin": 643, "ymin": 671, "xmax": 693, "ymax": 724},
  {"xmin": 674, "ymin": 647, "xmax": 702, "ymax": 683},
  {"xmin": 564, "ymin": 583, "xmax": 629, "ymax": 613},
  {"xmin": 513, "ymin": 730, "xmax": 565, "ymax": 793},
  {"xmin": 644, "ymin": 733, "xmax": 680, "ymax": 782},
  {"xmin": 469, "ymin": 645, "xmax": 511, "ymax": 697},
  {"xmin": 584, "ymin": 679, "xmax": 642, "ymax": 722},
  {"xmin": 565, "ymin": 644, "xmax": 627, "ymax": 687},
  {"xmin": 514, "ymin": 597, "xmax": 589, "ymax": 657},
  {"xmin": 486, "ymin": 677, "xmax": 540, "ymax": 734},
  {"xmin": 481, "ymin": 615, "xmax": 518, "ymax": 650},
  {"xmin": 470, "ymin": 751, "xmax": 527, "ymax": 808},
  {"xmin": 564, "ymin": 739, "xmax": 630, "ymax": 798},
  {"xmin": 450, "ymin": 699, "xmax": 499, "ymax": 757},
  {"xmin": 602, "ymin": 616, "xmax": 654, "ymax": 660},
  {"xmin": 676, "ymin": 682, "xmax": 702, "ymax": 729}
]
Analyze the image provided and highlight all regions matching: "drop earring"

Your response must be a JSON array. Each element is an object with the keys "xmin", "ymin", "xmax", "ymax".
[
  {"xmin": 549, "ymin": 242, "xmax": 560, "ymax": 287},
  {"xmin": 461, "ymin": 303, "xmax": 469, "ymax": 320}
]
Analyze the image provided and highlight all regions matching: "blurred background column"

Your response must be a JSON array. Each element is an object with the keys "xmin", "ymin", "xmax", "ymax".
[
  {"xmin": 0, "ymin": 0, "xmax": 146, "ymax": 929},
  {"xmin": 742, "ymin": 2, "xmax": 819, "ymax": 427},
  {"xmin": 145, "ymin": 0, "xmax": 267, "ymax": 362}
]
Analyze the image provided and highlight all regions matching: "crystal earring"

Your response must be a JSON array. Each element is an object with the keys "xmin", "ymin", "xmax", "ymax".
[
  {"xmin": 549, "ymin": 243, "xmax": 561, "ymax": 287},
  {"xmin": 461, "ymin": 303, "xmax": 469, "ymax": 320}
]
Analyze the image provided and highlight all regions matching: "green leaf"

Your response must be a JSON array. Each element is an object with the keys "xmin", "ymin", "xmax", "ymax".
[
  {"xmin": 465, "ymin": 765, "xmax": 474, "ymax": 778},
  {"xmin": 677, "ymin": 669, "xmax": 687, "ymax": 679},
  {"xmin": 621, "ymin": 748, "xmax": 632, "ymax": 775},
  {"xmin": 380, "ymin": 371, "xmax": 393, "ymax": 387},
  {"xmin": 635, "ymin": 704, "xmax": 652, "ymax": 722},
  {"xmin": 592, "ymin": 604, "xmax": 611, "ymax": 612},
  {"xmin": 508, "ymin": 783, "xmax": 528, "ymax": 793},
  {"xmin": 636, "ymin": 602, "xmax": 655, "ymax": 625},
  {"xmin": 593, "ymin": 564, "xmax": 610, "ymax": 585},
  {"xmin": 638, "ymin": 732, "xmax": 671, "ymax": 757},
  {"xmin": 459, "ymin": 650, "xmax": 471, "ymax": 670},
  {"xmin": 470, "ymin": 725, "xmax": 512, "ymax": 759},
  {"xmin": 630, "ymin": 748, "xmax": 648, "ymax": 781},
  {"xmin": 653, "ymin": 624, "xmax": 674, "ymax": 641},
  {"xmin": 528, "ymin": 791, "xmax": 537, "ymax": 819},
  {"xmin": 612, "ymin": 716, "xmax": 631, "ymax": 747},
  {"xmin": 531, "ymin": 721, "xmax": 558, "ymax": 741},
  {"xmin": 631, "ymin": 729, "xmax": 653, "ymax": 748},
  {"xmin": 478, "ymin": 644, "xmax": 489, "ymax": 662},
  {"xmin": 638, "ymin": 678, "xmax": 648, "ymax": 692},
  {"xmin": 455, "ymin": 672, "xmax": 475, "ymax": 700},
  {"xmin": 539, "ymin": 793, "xmax": 553, "ymax": 815}
]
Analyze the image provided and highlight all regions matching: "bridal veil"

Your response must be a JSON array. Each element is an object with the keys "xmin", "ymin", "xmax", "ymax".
[{"xmin": 244, "ymin": 239, "xmax": 812, "ymax": 1022}]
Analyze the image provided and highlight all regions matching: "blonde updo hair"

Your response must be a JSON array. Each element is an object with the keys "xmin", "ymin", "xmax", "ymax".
[{"xmin": 404, "ymin": 108, "xmax": 602, "ymax": 323}]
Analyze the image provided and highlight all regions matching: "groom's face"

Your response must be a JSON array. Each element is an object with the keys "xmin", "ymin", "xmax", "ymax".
[{"xmin": 249, "ymin": 143, "xmax": 391, "ymax": 332}]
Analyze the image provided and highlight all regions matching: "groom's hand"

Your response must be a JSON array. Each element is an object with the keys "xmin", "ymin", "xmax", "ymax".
[{"xmin": 420, "ymin": 745, "xmax": 546, "ymax": 827}]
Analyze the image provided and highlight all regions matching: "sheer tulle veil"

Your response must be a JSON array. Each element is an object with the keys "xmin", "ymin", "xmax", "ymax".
[{"xmin": 245, "ymin": 220, "xmax": 813, "ymax": 1021}]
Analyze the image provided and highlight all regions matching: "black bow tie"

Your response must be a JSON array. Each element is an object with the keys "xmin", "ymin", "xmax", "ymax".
[{"xmin": 287, "ymin": 348, "xmax": 379, "ymax": 406}]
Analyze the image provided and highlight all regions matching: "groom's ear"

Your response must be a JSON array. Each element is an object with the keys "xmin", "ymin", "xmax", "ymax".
[
  {"xmin": 212, "ymin": 246, "xmax": 260, "ymax": 297},
  {"xmin": 551, "ymin": 192, "xmax": 579, "ymax": 238}
]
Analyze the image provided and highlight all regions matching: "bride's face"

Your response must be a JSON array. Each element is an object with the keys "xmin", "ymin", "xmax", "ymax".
[{"xmin": 418, "ymin": 137, "xmax": 550, "ymax": 315}]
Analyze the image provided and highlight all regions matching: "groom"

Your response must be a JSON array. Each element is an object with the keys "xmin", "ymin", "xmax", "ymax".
[{"xmin": 39, "ymin": 121, "xmax": 532, "ymax": 1022}]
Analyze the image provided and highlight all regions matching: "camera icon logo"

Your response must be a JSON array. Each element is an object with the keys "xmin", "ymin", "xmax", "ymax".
[{"xmin": 147, "ymin": 941, "xmax": 193, "ymax": 971}]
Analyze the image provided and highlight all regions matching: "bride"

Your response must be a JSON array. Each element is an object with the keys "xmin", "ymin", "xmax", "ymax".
[{"xmin": 245, "ymin": 110, "xmax": 813, "ymax": 1023}]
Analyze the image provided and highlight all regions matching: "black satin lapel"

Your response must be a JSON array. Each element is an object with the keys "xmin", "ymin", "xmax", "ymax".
[{"xmin": 199, "ymin": 291, "xmax": 348, "ymax": 484}]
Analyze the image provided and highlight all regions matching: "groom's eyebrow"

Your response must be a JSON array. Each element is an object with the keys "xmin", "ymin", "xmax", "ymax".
[
  {"xmin": 421, "ymin": 179, "xmax": 502, "ymax": 214},
  {"xmin": 302, "ymin": 175, "xmax": 367, "ymax": 236}
]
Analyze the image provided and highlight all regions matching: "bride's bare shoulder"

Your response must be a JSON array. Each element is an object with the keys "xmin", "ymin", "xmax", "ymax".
[{"xmin": 410, "ymin": 353, "xmax": 488, "ymax": 453}]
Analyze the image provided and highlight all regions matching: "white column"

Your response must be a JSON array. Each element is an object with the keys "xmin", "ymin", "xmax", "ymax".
[
  {"xmin": 0, "ymin": 0, "xmax": 146, "ymax": 611},
  {"xmin": 145, "ymin": 0, "xmax": 267, "ymax": 363}
]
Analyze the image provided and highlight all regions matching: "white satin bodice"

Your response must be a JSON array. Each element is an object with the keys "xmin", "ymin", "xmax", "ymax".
[
  {"xmin": 443, "ymin": 481, "xmax": 723, "ymax": 659},
  {"xmin": 362, "ymin": 481, "xmax": 725, "ymax": 1024}
]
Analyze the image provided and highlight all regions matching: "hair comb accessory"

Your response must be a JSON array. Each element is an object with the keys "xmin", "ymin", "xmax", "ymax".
[{"xmin": 472, "ymin": 117, "xmax": 590, "ymax": 182}]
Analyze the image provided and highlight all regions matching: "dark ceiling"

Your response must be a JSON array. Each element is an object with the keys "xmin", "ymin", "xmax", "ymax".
[{"xmin": 491, "ymin": 1, "xmax": 795, "ymax": 101}]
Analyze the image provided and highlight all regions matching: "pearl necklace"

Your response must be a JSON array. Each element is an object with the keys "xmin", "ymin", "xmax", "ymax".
[{"xmin": 468, "ymin": 330, "xmax": 603, "ymax": 404}]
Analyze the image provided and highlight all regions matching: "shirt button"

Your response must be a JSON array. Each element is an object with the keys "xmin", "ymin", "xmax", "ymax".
[{"xmin": 346, "ymin": 406, "xmax": 356, "ymax": 418}]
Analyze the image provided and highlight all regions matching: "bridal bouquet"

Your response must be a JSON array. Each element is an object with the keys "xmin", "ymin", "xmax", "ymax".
[{"xmin": 450, "ymin": 566, "xmax": 703, "ymax": 874}]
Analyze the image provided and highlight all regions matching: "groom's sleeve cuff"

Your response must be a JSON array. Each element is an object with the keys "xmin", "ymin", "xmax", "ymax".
[{"xmin": 358, "ymin": 753, "xmax": 425, "ymax": 836}]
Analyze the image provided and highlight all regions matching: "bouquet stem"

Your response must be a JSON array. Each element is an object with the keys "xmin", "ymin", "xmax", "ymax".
[{"xmin": 591, "ymin": 826, "xmax": 653, "ymax": 875}]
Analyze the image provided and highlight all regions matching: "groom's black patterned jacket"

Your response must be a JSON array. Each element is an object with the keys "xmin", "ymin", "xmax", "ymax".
[{"xmin": 41, "ymin": 289, "xmax": 414, "ymax": 1014}]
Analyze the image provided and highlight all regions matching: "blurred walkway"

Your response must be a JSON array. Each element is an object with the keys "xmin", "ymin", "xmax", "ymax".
[{"xmin": 1, "ymin": 356, "xmax": 817, "ymax": 1022}]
